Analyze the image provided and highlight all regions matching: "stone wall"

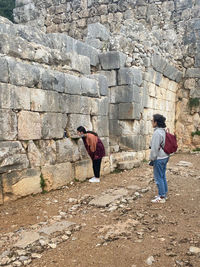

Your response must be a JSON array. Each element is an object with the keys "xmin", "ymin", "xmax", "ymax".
[
  {"xmin": 13, "ymin": 0, "xmax": 200, "ymax": 150},
  {"xmin": 0, "ymin": 14, "xmax": 183, "ymax": 204}
]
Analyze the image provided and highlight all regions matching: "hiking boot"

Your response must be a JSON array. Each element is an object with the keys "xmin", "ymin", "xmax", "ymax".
[{"xmin": 151, "ymin": 196, "xmax": 166, "ymax": 203}]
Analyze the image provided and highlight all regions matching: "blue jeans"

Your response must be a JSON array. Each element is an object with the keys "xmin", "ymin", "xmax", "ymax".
[{"xmin": 153, "ymin": 157, "xmax": 169, "ymax": 197}]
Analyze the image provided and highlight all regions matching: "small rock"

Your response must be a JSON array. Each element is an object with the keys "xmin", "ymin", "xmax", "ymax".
[
  {"xmin": 49, "ymin": 243, "xmax": 57, "ymax": 249},
  {"xmin": 145, "ymin": 256, "xmax": 155, "ymax": 265},
  {"xmin": 176, "ymin": 161, "xmax": 193, "ymax": 167},
  {"xmin": 31, "ymin": 253, "xmax": 42, "ymax": 259},
  {"xmin": 13, "ymin": 261, "xmax": 22, "ymax": 267},
  {"xmin": 62, "ymin": 235, "xmax": 69, "ymax": 241},
  {"xmin": 23, "ymin": 259, "xmax": 32, "ymax": 265},
  {"xmin": 72, "ymin": 237, "xmax": 77, "ymax": 241},
  {"xmin": 189, "ymin": 246, "xmax": 200, "ymax": 254},
  {"xmin": 19, "ymin": 256, "xmax": 28, "ymax": 261}
]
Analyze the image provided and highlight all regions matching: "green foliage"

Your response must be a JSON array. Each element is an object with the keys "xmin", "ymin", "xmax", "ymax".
[
  {"xmin": 188, "ymin": 98, "xmax": 200, "ymax": 108},
  {"xmin": 0, "ymin": 0, "xmax": 15, "ymax": 22},
  {"xmin": 192, "ymin": 148, "xmax": 200, "ymax": 152},
  {"xmin": 40, "ymin": 173, "xmax": 47, "ymax": 194},
  {"xmin": 191, "ymin": 130, "xmax": 200, "ymax": 137}
]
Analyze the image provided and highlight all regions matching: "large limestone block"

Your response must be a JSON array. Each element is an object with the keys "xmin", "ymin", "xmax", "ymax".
[
  {"xmin": 119, "ymin": 103, "xmax": 142, "ymax": 120},
  {"xmin": 90, "ymin": 97, "xmax": 109, "ymax": 116},
  {"xmin": 64, "ymin": 52, "xmax": 90, "ymax": 74},
  {"xmin": 36, "ymin": 140, "xmax": 56, "ymax": 166},
  {"xmin": 12, "ymin": 85, "xmax": 31, "ymax": 110},
  {"xmin": 109, "ymin": 104, "xmax": 119, "ymax": 120},
  {"xmin": 74, "ymin": 159, "xmax": 93, "ymax": 181},
  {"xmin": 41, "ymin": 113, "xmax": 67, "ymax": 139},
  {"xmin": 151, "ymin": 54, "xmax": 167, "ymax": 73},
  {"xmin": 42, "ymin": 162, "xmax": 74, "ymax": 191},
  {"xmin": 87, "ymin": 23, "xmax": 110, "ymax": 41},
  {"xmin": 64, "ymin": 74, "xmax": 81, "ymax": 95},
  {"xmin": 163, "ymin": 63, "xmax": 182, "ymax": 82},
  {"xmin": 47, "ymin": 33, "xmax": 77, "ymax": 54},
  {"xmin": 81, "ymin": 77, "xmax": 99, "ymax": 97},
  {"xmin": 186, "ymin": 68, "xmax": 200, "ymax": 78},
  {"xmin": 27, "ymin": 140, "xmax": 41, "ymax": 168},
  {"xmin": 18, "ymin": 111, "xmax": 41, "ymax": 140},
  {"xmin": 109, "ymin": 119, "xmax": 120, "ymax": 136},
  {"xmin": 98, "ymin": 70, "xmax": 117, "ymax": 87},
  {"xmin": 0, "ymin": 141, "xmax": 29, "ymax": 174},
  {"xmin": 76, "ymin": 40, "xmax": 99, "ymax": 66},
  {"xmin": 31, "ymin": 89, "xmax": 63, "ymax": 112},
  {"xmin": 41, "ymin": 69, "xmax": 65, "ymax": 93},
  {"xmin": 92, "ymin": 116, "xmax": 109, "ymax": 137},
  {"xmin": 2, "ymin": 168, "xmax": 42, "ymax": 201},
  {"xmin": 77, "ymin": 138, "xmax": 90, "ymax": 159},
  {"xmin": 120, "ymin": 135, "xmax": 146, "ymax": 151},
  {"xmin": 67, "ymin": 114, "xmax": 92, "ymax": 137},
  {"xmin": 0, "ymin": 83, "xmax": 11, "ymax": 108},
  {"xmin": 0, "ymin": 109, "xmax": 17, "ymax": 140},
  {"xmin": 118, "ymin": 67, "xmax": 143, "ymax": 86},
  {"xmin": 56, "ymin": 138, "xmax": 80, "ymax": 163},
  {"xmin": 0, "ymin": 56, "xmax": 9, "ymax": 83},
  {"xmin": 88, "ymin": 74, "xmax": 108, "ymax": 96},
  {"xmin": 68, "ymin": 95, "xmax": 91, "ymax": 114},
  {"xmin": 99, "ymin": 51, "xmax": 127, "ymax": 70},
  {"xmin": 109, "ymin": 85, "xmax": 141, "ymax": 103},
  {"xmin": 8, "ymin": 58, "xmax": 40, "ymax": 87}
]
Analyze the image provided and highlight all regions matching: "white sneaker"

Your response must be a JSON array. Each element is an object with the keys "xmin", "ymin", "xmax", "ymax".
[
  {"xmin": 151, "ymin": 196, "xmax": 166, "ymax": 203},
  {"xmin": 89, "ymin": 177, "xmax": 100, "ymax": 183}
]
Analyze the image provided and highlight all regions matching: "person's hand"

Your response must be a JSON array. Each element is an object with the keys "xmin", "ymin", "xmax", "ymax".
[{"xmin": 149, "ymin": 161, "xmax": 154, "ymax": 166}]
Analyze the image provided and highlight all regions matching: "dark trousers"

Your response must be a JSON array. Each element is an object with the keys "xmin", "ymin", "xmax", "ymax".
[{"xmin": 92, "ymin": 158, "xmax": 102, "ymax": 178}]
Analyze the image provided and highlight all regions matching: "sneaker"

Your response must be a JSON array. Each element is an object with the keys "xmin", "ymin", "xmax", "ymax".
[
  {"xmin": 151, "ymin": 196, "xmax": 166, "ymax": 203},
  {"xmin": 154, "ymin": 195, "xmax": 168, "ymax": 200},
  {"xmin": 89, "ymin": 177, "xmax": 100, "ymax": 183}
]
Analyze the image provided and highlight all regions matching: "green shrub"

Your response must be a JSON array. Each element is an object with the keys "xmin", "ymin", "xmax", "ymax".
[
  {"xmin": 189, "ymin": 98, "xmax": 200, "ymax": 108},
  {"xmin": 191, "ymin": 130, "xmax": 200, "ymax": 137}
]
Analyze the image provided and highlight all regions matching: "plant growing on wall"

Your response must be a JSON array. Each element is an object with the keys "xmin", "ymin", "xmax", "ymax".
[
  {"xmin": 0, "ymin": 0, "xmax": 15, "ymax": 22},
  {"xmin": 191, "ymin": 130, "xmax": 200, "ymax": 137},
  {"xmin": 188, "ymin": 97, "xmax": 200, "ymax": 108}
]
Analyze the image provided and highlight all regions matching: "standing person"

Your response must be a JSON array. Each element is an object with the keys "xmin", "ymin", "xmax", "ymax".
[
  {"xmin": 77, "ymin": 126, "xmax": 105, "ymax": 183},
  {"xmin": 149, "ymin": 114, "xmax": 169, "ymax": 203}
]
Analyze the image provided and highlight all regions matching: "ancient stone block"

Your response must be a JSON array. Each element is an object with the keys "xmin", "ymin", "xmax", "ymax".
[
  {"xmin": 0, "ymin": 109, "xmax": 17, "ymax": 140},
  {"xmin": 86, "ymin": 38, "xmax": 103, "ymax": 49},
  {"xmin": 67, "ymin": 114, "xmax": 92, "ymax": 138},
  {"xmin": 99, "ymin": 51, "xmax": 127, "ymax": 70},
  {"xmin": 92, "ymin": 116, "xmax": 109, "ymax": 137},
  {"xmin": 2, "ymin": 168, "xmax": 42, "ymax": 201},
  {"xmin": 163, "ymin": 63, "xmax": 182, "ymax": 81},
  {"xmin": 36, "ymin": 140, "xmax": 56, "ymax": 166},
  {"xmin": 31, "ymin": 89, "xmax": 63, "ymax": 113},
  {"xmin": 0, "ymin": 141, "xmax": 29, "ymax": 174},
  {"xmin": 144, "ymin": 68, "xmax": 156, "ymax": 83},
  {"xmin": 109, "ymin": 104, "xmax": 119, "ymax": 120},
  {"xmin": 76, "ymin": 40, "xmax": 99, "ymax": 66},
  {"xmin": 109, "ymin": 119, "xmax": 120, "ymax": 136},
  {"xmin": 110, "ymin": 85, "xmax": 141, "ymax": 103},
  {"xmin": 0, "ymin": 56, "xmax": 9, "ymax": 83},
  {"xmin": 98, "ymin": 70, "xmax": 117, "ymax": 87},
  {"xmin": 120, "ymin": 135, "xmax": 145, "ymax": 151},
  {"xmin": 88, "ymin": 74, "xmax": 108, "ymax": 96},
  {"xmin": 64, "ymin": 74, "xmax": 81, "ymax": 95},
  {"xmin": 8, "ymin": 58, "xmax": 40, "ymax": 88},
  {"xmin": 118, "ymin": 67, "xmax": 143, "ymax": 86},
  {"xmin": 81, "ymin": 77, "xmax": 99, "ymax": 97},
  {"xmin": 74, "ymin": 159, "xmax": 93, "ymax": 181},
  {"xmin": 87, "ymin": 22, "xmax": 110, "ymax": 41},
  {"xmin": 77, "ymin": 138, "xmax": 90, "ymax": 159},
  {"xmin": 151, "ymin": 54, "xmax": 167, "ymax": 73},
  {"xmin": 118, "ymin": 103, "xmax": 142, "ymax": 120},
  {"xmin": 41, "ymin": 113, "xmax": 67, "ymax": 139},
  {"xmin": 56, "ymin": 138, "xmax": 80, "ymax": 163},
  {"xmin": 0, "ymin": 83, "xmax": 11, "ymax": 109},
  {"xmin": 155, "ymin": 72, "xmax": 163, "ymax": 86},
  {"xmin": 18, "ymin": 111, "xmax": 41, "ymax": 140},
  {"xmin": 68, "ymin": 95, "xmax": 91, "ymax": 114},
  {"xmin": 27, "ymin": 140, "xmax": 41, "ymax": 168},
  {"xmin": 186, "ymin": 68, "xmax": 200, "ymax": 78},
  {"xmin": 67, "ymin": 52, "xmax": 91, "ymax": 74},
  {"xmin": 41, "ymin": 162, "xmax": 74, "ymax": 191},
  {"xmin": 90, "ymin": 97, "xmax": 109, "ymax": 116}
]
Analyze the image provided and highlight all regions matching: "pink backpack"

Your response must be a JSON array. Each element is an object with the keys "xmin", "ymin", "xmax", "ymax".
[{"xmin": 163, "ymin": 129, "xmax": 178, "ymax": 154}]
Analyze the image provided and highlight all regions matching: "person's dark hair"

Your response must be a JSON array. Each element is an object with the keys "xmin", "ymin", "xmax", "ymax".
[
  {"xmin": 153, "ymin": 114, "xmax": 166, "ymax": 128},
  {"xmin": 77, "ymin": 126, "xmax": 86, "ymax": 134},
  {"xmin": 77, "ymin": 126, "xmax": 98, "ymax": 136}
]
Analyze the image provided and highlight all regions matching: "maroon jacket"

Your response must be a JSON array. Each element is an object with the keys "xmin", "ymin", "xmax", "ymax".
[{"xmin": 82, "ymin": 135, "xmax": 105, "ymax": 160}]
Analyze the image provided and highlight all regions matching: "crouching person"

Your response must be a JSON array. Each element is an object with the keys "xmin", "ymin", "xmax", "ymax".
[{"xmin": 77, "ymin": 126, "xmax": 105, "ymax": 183}]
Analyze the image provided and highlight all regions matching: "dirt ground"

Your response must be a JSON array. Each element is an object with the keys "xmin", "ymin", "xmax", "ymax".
[{"xmin": 0, "ymin": 153, "xmax": 200, "ymax": 267}]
